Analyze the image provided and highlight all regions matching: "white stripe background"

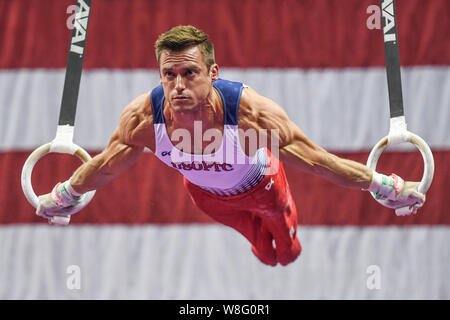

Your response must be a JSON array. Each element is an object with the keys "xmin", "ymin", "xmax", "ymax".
[
  {"xmin": 1, "ymin": 66, "xmax": 449, "ymax": 299},
  {"xmin": 1, "ymin": 66, "xmax": 448, "ymax": 150},
  {"xmin": 1, "ymin": 225, "xmax": 449, "ymax": 299}
]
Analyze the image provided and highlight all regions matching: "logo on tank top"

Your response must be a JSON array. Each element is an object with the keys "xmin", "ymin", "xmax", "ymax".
[
  {"xmin": 170, "ymin": 161, "xmax": 234, "ymax": 172},
  {"xmin": 265, "ymin": 178, "xmax": 274, "ymax": 191}
]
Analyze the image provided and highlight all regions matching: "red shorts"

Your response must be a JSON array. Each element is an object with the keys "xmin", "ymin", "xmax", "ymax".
[{"xmin": 183, "ymin": 149, "xmax": 301, "ymax": 266}]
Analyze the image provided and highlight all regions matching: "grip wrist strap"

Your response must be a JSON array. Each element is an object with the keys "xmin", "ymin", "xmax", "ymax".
[{"xmin": 367, "ymin": 172, "xmax": 403, "ymax": 200}]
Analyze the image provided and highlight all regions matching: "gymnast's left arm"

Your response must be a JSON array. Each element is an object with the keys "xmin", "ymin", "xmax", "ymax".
[
  {"xmin": 240, "ymin": 87, "xmax": 426, "ymax": 213},
  {"xmin": 278, "ymin": 122, "xmax": 425, "ymax": 213}
]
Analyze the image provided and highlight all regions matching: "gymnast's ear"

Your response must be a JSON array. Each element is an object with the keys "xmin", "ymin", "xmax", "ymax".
[{"xmin": 209, "ymin": 63, "xmax": 219, "ymax": 82}]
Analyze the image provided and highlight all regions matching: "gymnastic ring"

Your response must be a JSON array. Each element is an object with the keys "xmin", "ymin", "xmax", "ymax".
[
  {"xmin": 366, "ymin": 131, "xmax": 434, "ymax": 206},
  {"xmin": 21, "ymin": 142, "xmax": 96, "ymax": 214}
]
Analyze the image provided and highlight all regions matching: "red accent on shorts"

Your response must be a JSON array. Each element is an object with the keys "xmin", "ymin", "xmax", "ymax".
[{"xmin": 183, "ymin": 149, "xmax": 301, "ymax": 266}]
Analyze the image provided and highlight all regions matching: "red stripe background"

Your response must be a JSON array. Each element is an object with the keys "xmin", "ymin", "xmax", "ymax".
[
  {"xmin": 0, "ymin": 0, "xmax": 448, "ymax": 69},
  {"xmin": 2, "ymin": 150, "xmax": 449, "ymax": 225}
]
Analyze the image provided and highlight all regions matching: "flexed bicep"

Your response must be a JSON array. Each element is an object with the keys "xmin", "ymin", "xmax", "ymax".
[
  {"xmin": 36, "ymin": 94, "xmax": 152, "ymax": 223},
  {"xmin": 90, "ymin": 132, "xmax": 144, "ymax": 181},
  {"xmin": 69, "ymin": 93, "xmax": 153, "ymax": 193},
  {"xmin": 69, "ymin": 115, "xmax": 146, "ymax": 194}
]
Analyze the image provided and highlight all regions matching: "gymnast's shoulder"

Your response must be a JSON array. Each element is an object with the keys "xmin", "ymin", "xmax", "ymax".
[{"xmin": 117, "ymin": 92, "xmax": 155, "ymax": 149}]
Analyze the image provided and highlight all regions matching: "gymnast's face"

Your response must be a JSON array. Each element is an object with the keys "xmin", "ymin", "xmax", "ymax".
[{"xmin": 159, "ymin": 46, "xmax": 218, "ymax": 113}]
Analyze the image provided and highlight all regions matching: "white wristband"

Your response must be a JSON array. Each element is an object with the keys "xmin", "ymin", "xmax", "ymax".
[
  {"xmin": 366, "ymin": 171, "xmax": 404, "ymax": 201},
  {"xmin": 367, "ymin": 171, "xmax": 383, "ymax": 193},
  {"xmin": 65, "ymin": 180, "xmax": 82, "ymax": 197}
]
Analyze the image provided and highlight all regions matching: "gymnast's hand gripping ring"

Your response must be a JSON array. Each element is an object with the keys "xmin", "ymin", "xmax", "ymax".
[
  {"xmin": 21, "ymin": 125, "xmax": 96, "ymax": 224},
  {"xmin": 22, "ymin": 0, "xmax": 94, "ymax": 225},
  {"xmin": 366, "ymin": 117, "xmax": 434, "ymax": 215}
]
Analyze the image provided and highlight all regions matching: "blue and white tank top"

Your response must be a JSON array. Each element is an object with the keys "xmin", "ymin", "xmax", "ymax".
[{"xmin": 150, "ymin": 78, "xmax": 268, "ymax": 196}]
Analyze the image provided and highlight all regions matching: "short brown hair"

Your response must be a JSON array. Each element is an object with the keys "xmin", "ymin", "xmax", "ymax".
[{"xmin": 155, "ymin": 25, "xmax": 215, "ymax": 71}]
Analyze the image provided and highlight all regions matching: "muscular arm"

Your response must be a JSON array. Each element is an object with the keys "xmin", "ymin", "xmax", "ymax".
[
  {"xmin": 69, "ymin": 94, "xmax": 153, "ymax": 194},
  {"xmin": 279, "ymin": 127, "xmax": 372, "ymax": 189},
  {"xmin": 69, "ymin": 131, "xmax": 144, "ymax": 194},
  {"xmin": 239, "ymin": 87, "xmax": 372, "ymax": 189}
]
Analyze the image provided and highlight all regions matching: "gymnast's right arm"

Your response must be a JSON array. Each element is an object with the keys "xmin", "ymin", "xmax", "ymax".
[{"xmin": 37, "ymin": 95, "xmax": 150, "ymax": 218}]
